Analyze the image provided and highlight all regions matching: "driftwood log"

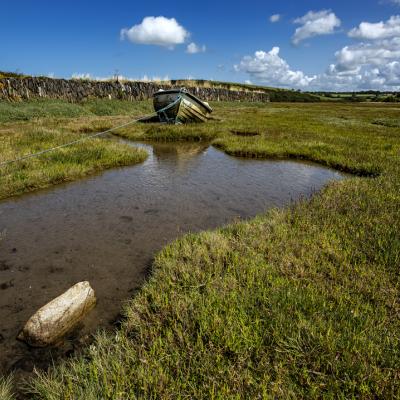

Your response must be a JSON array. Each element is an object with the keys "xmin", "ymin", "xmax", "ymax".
[{"xmin": 18, "ymin": 281, "xmax": 96, "ymax": 347}]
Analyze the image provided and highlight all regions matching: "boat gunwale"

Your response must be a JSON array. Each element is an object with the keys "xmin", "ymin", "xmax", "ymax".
[
  {"xmin": 178, "ymin": 99, "xmax": 209, "ymax": 122},
  {"xmin": 153, "ymin": 89, "xmax": 213, "ymax": 113}
]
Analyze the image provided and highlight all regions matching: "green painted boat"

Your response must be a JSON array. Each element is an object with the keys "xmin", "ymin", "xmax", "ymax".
[{"xmin": 153, "ymin": 88, "xmax": 213, "ymax": 124}]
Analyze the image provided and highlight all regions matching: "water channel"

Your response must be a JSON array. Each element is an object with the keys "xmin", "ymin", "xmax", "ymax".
[{"xmin": 0, "ymin": 140, "xmax": 347, "ymax": 379}]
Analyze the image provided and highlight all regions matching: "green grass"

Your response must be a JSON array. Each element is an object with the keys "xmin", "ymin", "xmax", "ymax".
[
  {"xmin": 372, "ymin": 118, "xmax": 400, "ymax": 128},
  {"xmin": 1, "ymin": 99, "xmax": 400, "ymax": 398},
  {"xmin": 0, "ymin": 99, "xmax": 152, "ymax": 199},
  {"xmin": 0, "ymin": 98, "xmax": 153, "ymax": 123},
  {"xmin": 116, "ymin": 102, "xmax": 397, "ymax": 176},
  {"xmin": 0, "ymin": 375, "xmax": 14, "ymax": 400},
  {"xmin": 0, "ymin": 71, "xmax": 27, "ymax": 79}
]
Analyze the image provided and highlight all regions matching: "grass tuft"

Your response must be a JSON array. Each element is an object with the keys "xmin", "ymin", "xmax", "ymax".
[
  {"xmin": 231, "ymin": 130, "xmax": 260, "ymax": 136},
  {"xmin": 0, "ymin": 375, "xmax": 14, "ymax": 400},
  {"xmin": 372, "ymin": 118, "xmax": 400, "ymax": 128}
]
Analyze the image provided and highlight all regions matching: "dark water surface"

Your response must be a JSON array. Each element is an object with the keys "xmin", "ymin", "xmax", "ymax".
[{"xmin": 0, "ymin": 140, "xmax": 346, "ymax": 379}]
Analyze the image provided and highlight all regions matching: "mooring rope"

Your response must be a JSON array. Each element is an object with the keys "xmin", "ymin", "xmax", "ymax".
[
  {"xmin": 156, "ymin": 95, "xmax": 182, "ymax": 124},
  {"xmin": 0, "ymin": 93, "xmax": 185, "ymax": 168},
  {"xmin": 0, "ymin": 117, "xmax": 146, "ymax": 168}
]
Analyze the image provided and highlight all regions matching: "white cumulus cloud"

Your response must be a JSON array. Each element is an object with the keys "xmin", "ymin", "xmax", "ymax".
[
  {"xmin": 72, "ymin": 73, "xmax": 95, "ymax": 80},
  {"xmin": 186, "ymin": 42, "xmax": 206, "ymax": 54},
  {"xmin": 234, "ymin": 47, "xmax": 316, "ymax": 87},
  {"xmin": 334, "ymin": 37, "xmax": 400, "ymax": 72},
  {"xmin": 320, "ymin": 58, "xmax": 400, "ymax": 90},
  {"xmin": 292, "ymin": 10, "xmax": 341, "ymax": 45},
  {"xmin": 270, "ymin": 14, "xmax": 281, "ymax": 23},
  {"xmin": 238, "ymin": 12, "xmax": 400, "ymax": 91},
  {"xmin": 348, "ymin": 15, "xmax": 400, "ymax": 40},
  {"xmin": 120, "ymin": 16, "xmax": 189, "ymax": 48},
  {"xmin": 235, "ymin": 40, "xmax": 400, "ymax": 91}
]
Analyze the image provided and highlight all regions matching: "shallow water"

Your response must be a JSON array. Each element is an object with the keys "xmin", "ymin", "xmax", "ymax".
[{"xmin": 0, "ymin": 140, "xmax": 346, "ymax": 379}]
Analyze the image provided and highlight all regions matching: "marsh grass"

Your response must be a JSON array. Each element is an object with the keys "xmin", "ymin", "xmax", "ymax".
[
  {"xmin": 231, "ymin": 129, "xmax": 260, "ymax": 136},
  {"xmin": 27, "ymin": 175, "xmax": 400, "ymax": 398},
  {"xmin": 0, "ymin": 132, "xmax": 147, "ymax": 199},
  {"xmin": 0, "ymin": 375, "xmax": 14, "ymax": 400},
  {"xmin": 1, "ymin": 99, "xmax": 400, "ymax": 398},
  {"xmin": 0, "ymin": 99, "xmax": 153, "ymax": 199},
  {"xmin": 372, "ymin": 118, "xmax": 400, "ymax": 128},
  {"xmin": 0, "ymin": 98, "xmax": 154, "ymax": 123}
]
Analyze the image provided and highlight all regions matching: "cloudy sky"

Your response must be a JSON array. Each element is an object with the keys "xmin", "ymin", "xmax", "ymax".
[{"xmin": 1, "ymin": 0, "xmax": 400, "ymax": 91}]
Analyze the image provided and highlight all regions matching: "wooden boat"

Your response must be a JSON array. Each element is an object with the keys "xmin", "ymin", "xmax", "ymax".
[{"xmin": 153, "ymin": 88, "xmax": 212, "ymax": 124}]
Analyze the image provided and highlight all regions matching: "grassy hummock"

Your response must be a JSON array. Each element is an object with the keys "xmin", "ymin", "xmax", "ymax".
[
  {"xmin": 0, "ymin": 99, "xmax": 151, "ymax": 199},
  {"xmin": 1, "ymin": 100, "xmax": 399, "ymax": 398}
]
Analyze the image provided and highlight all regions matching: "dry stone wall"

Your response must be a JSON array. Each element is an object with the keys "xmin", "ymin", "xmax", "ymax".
[{"xmin": 0, "ymin": 77, "xmax": 270, "ymax": 103}]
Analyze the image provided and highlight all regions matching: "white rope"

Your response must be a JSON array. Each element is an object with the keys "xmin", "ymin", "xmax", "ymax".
[
  {"xmin": 0, "ymin": 93, "xmax": 184, "ymax": 169},
  {"xmin": 0, "ymin": 113, "xmax": 155, "ymax": 168}
]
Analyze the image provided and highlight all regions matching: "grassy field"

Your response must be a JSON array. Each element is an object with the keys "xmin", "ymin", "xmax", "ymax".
[
  {"xmin": 313, "ymin": 91, "xmax": 400, "ymax": 103},
  {"xmin": 0, "ymin": 99, "xmax": 151, "ymax": 199},
  {"xmin": 1, "ymin": 99, "xmax": 399, "ymax": 398}
]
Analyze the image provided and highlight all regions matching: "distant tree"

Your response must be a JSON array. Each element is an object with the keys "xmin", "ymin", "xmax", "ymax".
[{"xmin": 383, "ymin": 95, "xmax": 396, "ymax": 102}]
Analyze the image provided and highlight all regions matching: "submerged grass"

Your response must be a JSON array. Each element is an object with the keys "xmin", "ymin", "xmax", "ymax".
[{"xmin": 0, "ymin": 99, "xmax": 399, "ymax": 398}]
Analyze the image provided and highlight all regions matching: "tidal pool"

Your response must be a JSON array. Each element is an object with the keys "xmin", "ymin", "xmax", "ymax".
[{"xmin": 0, "ymin": 140, "xmax": 347, "ymax": 379}]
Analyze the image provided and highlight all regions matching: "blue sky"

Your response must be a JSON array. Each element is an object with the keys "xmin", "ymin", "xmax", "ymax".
[{"xmin": 1, "ymin": 0, "xmax": 400, "ymax": 90}]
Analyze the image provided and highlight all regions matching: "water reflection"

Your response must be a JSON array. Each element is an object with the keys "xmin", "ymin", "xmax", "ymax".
[{"xmin": 0, "ymin": 140, "xmax": 346, "ymax": 378}]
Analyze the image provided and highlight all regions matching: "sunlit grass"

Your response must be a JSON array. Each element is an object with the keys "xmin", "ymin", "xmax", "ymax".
[
  {"xmin": 0, "ymin": 375, "xmax": 14, "ymax": 400},
  {"xmin": 0, "ymin": 100, "xmax": 152, "ymax": 199},
  {"xmin": 0, "ymin": 99, "xmax": 399, "ymax": 398}
]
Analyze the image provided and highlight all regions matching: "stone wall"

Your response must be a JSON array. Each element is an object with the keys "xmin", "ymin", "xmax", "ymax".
[{"xmin": 0, "ymin": 77, "xmax": 270, "ymax": 103}]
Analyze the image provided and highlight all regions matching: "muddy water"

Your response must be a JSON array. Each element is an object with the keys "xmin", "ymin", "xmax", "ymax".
[{"xmin": 0, "ymin": 141, "xmax": 346, "ymax": 379}]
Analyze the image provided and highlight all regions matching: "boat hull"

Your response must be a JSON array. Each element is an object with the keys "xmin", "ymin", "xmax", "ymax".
[{"xmin": 153, "ymin": 89, "xmax": 212, "ymax": 124}]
